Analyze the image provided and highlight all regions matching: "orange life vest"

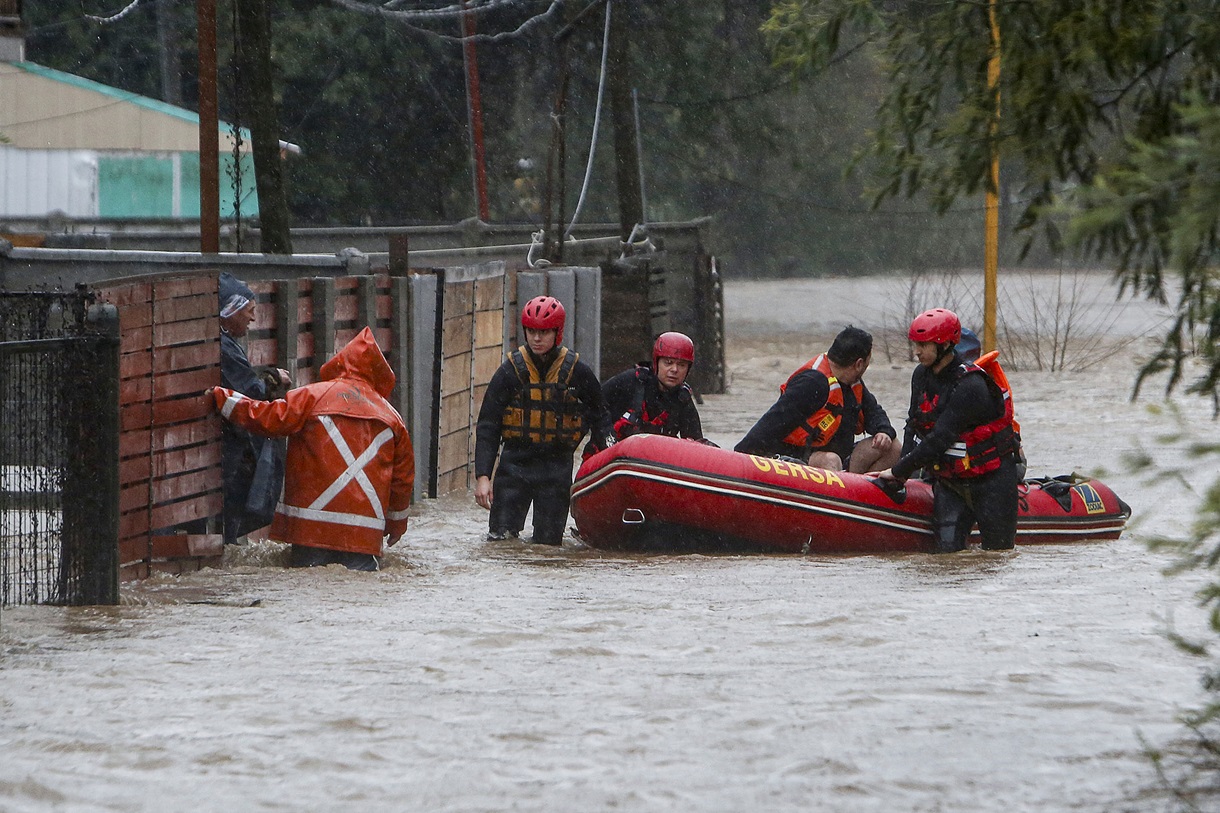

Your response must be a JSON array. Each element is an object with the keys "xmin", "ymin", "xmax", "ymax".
[
  {"xmin": 778, "ymin": 354, "xmax": 863, "ymax": 452},
  {"xmin": 975, "ymin": 350, "xmax": 1021, "ymax": 435}
]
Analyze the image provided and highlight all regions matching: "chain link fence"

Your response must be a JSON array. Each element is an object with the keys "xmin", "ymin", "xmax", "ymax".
[{"xmin": 1, "ymin": 290, "xmax": 119, "ymax": 606}]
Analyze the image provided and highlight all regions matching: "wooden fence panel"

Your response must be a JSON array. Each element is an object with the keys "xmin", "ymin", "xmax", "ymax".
[
  {"xmin": 437, "ymin": 271, "xmax": 477, "ymax": 494},
  {"xmin": 423, "ymin": 264, "xmax": 510, "ymax": 497},
  {"xmin": 94, "ymin": 274, "xmax": 223, "ymax": 580},
  {"xmin": 89, "ymin": 261, "xmax": 568, "ymax": 577}
]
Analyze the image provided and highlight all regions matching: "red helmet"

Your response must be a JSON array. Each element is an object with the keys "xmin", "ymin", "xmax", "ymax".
[
  {"xmin": 653, "ymin": 331, "xmax": 695, "ymax": 369},
  {"xmin": 908, "ymin": 308, "xmax": 961, "ymax": 345},
  {"xmin": 521, "ymin": 295, "xmax": 565, "ymax": 344}
]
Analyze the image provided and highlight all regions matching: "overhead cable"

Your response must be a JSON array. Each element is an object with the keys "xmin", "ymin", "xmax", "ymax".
[
  {"xmin": 86, "ymin": 0, "xmax": 144, "ymax": 24},
  {"xmin": 564, "ymin": 0, "xmax": 611, "ymax": 239},
  {"xmin": 330, "ymin": 0, "xmax": 563, "ymax": 43}
]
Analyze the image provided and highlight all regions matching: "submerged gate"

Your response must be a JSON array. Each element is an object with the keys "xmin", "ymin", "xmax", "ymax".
[{"xmin": 0, "ymin": 291, "xmax": 120, "ymax": 606}]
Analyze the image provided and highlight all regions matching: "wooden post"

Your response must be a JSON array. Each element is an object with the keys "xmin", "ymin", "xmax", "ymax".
[
  {"xmin": 461, "ymin": 1, "xmax": 490, "ymax": 222},
  {"xmin": 84, "ymin": 303, "xmax": 121, "ymax": 605},
  {"xmin": 389, "ymin": 234, "xmax": 410, "ymax": 278},
  {"xmin": 312, "ymin": 276, "xmax": 336, "ymax": 378},
  {"xmin": 390, "ymin": 275, "xmax": 412, "ymax": 438},
  {"xmin": 275, "ymin": 278, "xmax": 299, "ymax": 377},
  {"xmin": 197, "ymin": 0, "xmax": 219, "ymax": 254}
]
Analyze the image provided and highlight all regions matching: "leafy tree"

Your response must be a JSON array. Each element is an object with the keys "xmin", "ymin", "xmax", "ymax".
[
  {"xmin": 237, "ymin": 0, "xmax": 293, "ymax": 253},
  {"xmin": 765, "ymin": 1, "xmax": 1220, "ymax": 802},
  {"xmin": 273, "ymin": 0, "xmax": 474, "ymax": 224},
  {"xmin": 763, "ymin": 0, "xmax": 1220, "ymax": 396}
]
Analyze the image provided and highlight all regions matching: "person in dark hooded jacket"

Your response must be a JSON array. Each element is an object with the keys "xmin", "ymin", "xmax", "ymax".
[{"xmin": 217, "ymin": 272, "xmax": 291, "ymax": 545}]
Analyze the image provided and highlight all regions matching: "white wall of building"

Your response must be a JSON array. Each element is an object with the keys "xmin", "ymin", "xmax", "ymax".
[{"xmin": 0, "ymin": 145, "xmax": 98, "ymax": 218}]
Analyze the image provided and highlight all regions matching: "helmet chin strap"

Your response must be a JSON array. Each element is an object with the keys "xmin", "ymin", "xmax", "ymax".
[{"xmin": 934, "ymin": 342, "xmax": 957, "ymax": 368}]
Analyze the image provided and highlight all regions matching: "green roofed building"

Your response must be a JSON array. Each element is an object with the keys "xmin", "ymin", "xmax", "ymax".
[{"xmin": 0, "ymin": 60, "xmax": 292, "ymax": 220}]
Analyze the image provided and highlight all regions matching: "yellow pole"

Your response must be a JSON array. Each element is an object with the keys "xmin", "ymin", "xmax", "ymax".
[{"xmin": 983, "ymin": 0, "xmax": 1000, "ymax": 353}]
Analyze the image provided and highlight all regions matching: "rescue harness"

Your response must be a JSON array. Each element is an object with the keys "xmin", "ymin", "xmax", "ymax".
[
  {"xmin": 909, "ymin": 360, "xmax": 1016, "ymax": 478},
  {"xmin": 612, "ymin": 364, "xmax": 693, "ymax": 439}
]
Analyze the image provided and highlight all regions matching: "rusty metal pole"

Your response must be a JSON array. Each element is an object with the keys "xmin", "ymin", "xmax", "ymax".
[
  {"xmin": 197, "ymin": 0, "xmax": 220, "ymax": 254},
  {"xmin": 461, "ymin": 1, "xmax": 490, "ymax": 223}
]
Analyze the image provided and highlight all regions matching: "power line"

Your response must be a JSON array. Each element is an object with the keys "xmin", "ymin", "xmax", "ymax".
[
  {"xmin": 330, "ymin": 0, "xmax": 563, "ymax": 43},
  {"xmin": 86, "ymin": 0, "xmax": 145, "ymax": 25},
  {"xmin": 337, "ymin": 0, "xmax": 541, "ymax": 19}
]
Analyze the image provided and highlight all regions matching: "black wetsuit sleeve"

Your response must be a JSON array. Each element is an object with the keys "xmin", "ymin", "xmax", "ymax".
[
  {"xmin": 892, "ymin": 373, "xmax": 995, "ymax": 481},
  {"xmin": 601, "ymin": 369, "xmax": 637, "ymax": 422},
  {"xmin": 572, "ymin": 361, "xmax": 614, "ymax": 445},
  {"xmin": 900, "ymin": 366, "xmax": 923, "ymax": 457},
  {"xmin": 734, "ymin": 370, "xmax": 829, "ymax": 456},
  {"xmin": 474, "ymin": 362, "xmax": 519, "ymax": 478},
  {"xmin": 676, "ymin": 394, "xmax": 704, "ymax": 440}
]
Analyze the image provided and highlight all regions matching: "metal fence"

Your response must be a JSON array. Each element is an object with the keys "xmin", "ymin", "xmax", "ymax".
[{"xmin": 0, "ymin": 291, "xmax": 119, "ymax": 606}]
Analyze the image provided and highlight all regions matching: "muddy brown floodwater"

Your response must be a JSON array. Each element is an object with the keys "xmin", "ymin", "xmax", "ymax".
[{"xmin": 1, "ymin": 273, "xmax": 1214, "ymax": 812}]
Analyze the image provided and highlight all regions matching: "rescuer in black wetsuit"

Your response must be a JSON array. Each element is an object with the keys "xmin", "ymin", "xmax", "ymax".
[
  {"xmin": 601, "ymin": 331, "xmax": 707, "ymax": 444},
  {"xmin": 473, "ymin": 296, "xmax": 613, "ymax": 546},
  {"xmin": 872, "ymin": 309, "xmax": 1020, "ymax": 553}
]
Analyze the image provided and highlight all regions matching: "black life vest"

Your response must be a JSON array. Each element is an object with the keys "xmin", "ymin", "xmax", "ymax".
[
  {"xmin": 909, "ymin": 361, "xmax": 1016, "ymax": 478},
  {"xmin": 500, "ymin": 347, "xmax": 587, "ymax": 447}
]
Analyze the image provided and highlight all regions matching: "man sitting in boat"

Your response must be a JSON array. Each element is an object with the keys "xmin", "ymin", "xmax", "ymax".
[
  {"xmin": 473, "ymin": 296, "xmax": 614, "ymax": 546},
  {"xmin": 599, "ymin": 332, "xmax": 710, "ymax": 446},
  {"xmin": 872, "ymin": 308, "xmax": 1020, "ymax": 553},
  {"xmin": 734, "ymin": 326, "xmax": 899, "ymax": 472}
]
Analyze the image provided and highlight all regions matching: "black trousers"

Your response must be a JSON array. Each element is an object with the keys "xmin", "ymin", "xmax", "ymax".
[
  {"xmin": 289, "ymin": 544, "xmax": 380, "ymax": 571},
  {"xmin": 931, "ymin": 455, "xmax": 1019, "ymax": 552},
  {"xmin": 490, "ymin": 445, "xmax": 575, "ymax": 546}
]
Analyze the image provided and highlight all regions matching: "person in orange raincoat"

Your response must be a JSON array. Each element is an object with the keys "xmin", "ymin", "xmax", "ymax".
[{"xmin": 208, "ymin": 327, "xmax": 415, "ymax": 571}]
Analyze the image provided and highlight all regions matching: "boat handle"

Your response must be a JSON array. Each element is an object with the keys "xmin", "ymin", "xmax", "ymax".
[
  {"xmin": 621, "ymin": 508, "xmax": 646, "ymax": 525},
  {"xmin": 868, "ymin": 477, "xmax": 907, "ymax": 505}
]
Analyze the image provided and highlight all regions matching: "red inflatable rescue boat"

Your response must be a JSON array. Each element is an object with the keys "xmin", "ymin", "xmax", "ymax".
[{"xmin": 570, "ymin": 435, "xmax": 1130, "ymax": 554}]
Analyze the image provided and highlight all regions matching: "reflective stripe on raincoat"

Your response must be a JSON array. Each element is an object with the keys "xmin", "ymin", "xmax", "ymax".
[{"xmin": 212, "ymin": 327, "xmax": 415, "ymax": 555}]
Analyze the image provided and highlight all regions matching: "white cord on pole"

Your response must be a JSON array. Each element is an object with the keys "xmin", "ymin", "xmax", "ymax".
[
  {"xmin": 527, "ymin": 229, "xmax": 548, "ymax": 268},
  {"xmin": 564, "ymin": 0, "xmax": 612, "ymax": 240}
]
